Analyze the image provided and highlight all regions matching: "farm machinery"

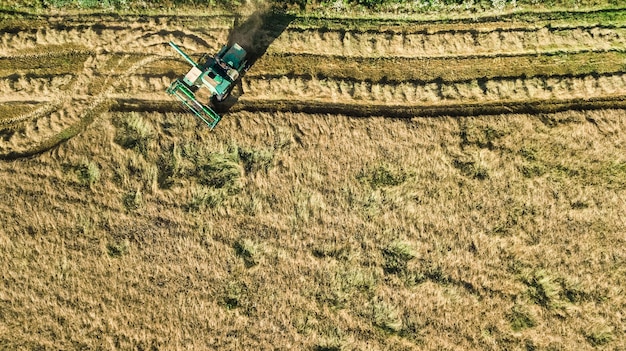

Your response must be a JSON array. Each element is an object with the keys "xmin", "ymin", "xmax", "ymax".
[{"xmin": 166, "ymin": 41, "xmax": 248, "ymax": 129}]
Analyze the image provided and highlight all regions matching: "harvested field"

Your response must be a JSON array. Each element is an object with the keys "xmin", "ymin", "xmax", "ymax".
[
  {"xmin": 1, "ymin": 9, "xmax": 625, "ymax": 156},
  {"xmin": 0, "ymin": 5, "xmax": 625, "ymax": 351}
]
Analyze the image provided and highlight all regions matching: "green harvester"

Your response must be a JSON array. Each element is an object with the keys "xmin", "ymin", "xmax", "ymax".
[{"xmin": 166, "ymin": 41, "xmax": 248, "ymax": 130}]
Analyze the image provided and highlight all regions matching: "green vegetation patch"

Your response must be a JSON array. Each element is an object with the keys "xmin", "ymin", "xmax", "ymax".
[
  {"xmin": 601, "ymin": 161, "xmax": 626, "ymax": 187},
  {"xmin": 315, "ymin": 265, "xmax": 376, "ymax": 308},
  {"xmin": 123, "ymin": 187, "xmax": 143, "ymax": 211},
  {"xmin": 357, "ymin": 164, "xmax": 409, "ymax": 188},
  {"xmin": 106, "ymin": 238, "xmax": 129, "ymax": 258},
  {"xmin": 518, "ymin": 145, "xmax": 626, "ymax": 188},
  {"xmin": 115, "ymin": 113, "xmax": 155, "ymax": 156},
  {"xmin": 197, "ymin": 151, "xmax": 243, "ymax": 190},
  {"xmin": 222, "ymin": 279, "xmax": 248, "ymax": 310},
  {"xmin": 237, "ymin": 146, "xmax": 275, "ymax": 174},
  {"xmin": 507, "ymin": 305, "xmax": 537, "ymax": 331},
  {"xmin": 460, "ymin": 120, "xmax": 510, "ymax": 150},
  {"xmin": 519, "ymin": 270, "xmax": 595, "ymax": 311},
  {"xmin": 187, "ymin": 186, "xmax": 225, "ymax": 211},
  {"xmin": 382, "ymin": 241, "xmax": 416, "ymax": 275},
  {"xmin": 75, "ymin": 159, "xmax": 100, "ymax": 186},
  {"xmin": 453, "ymin": 158, "xmax": 489, "ymax": 180},
  {"xmin": 151, "ymin": 140, "xmax": 278, "ymax": 211},
  {"xmin": 521, "ymin": 270, "xmax": 562, "ymax": 309},
  {"xmin": 585, "ymin": 326, "xmax": 614, "ymax": 347},
  {"xmin": 371, "ymin": 298, "xmax": 403, "ymax": 333},
  {"xmin": 234, "ymin": 238, "xmax": 261, "ymax": 268}
]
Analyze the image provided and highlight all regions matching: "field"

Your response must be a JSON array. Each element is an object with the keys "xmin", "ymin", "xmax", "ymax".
[{"xmin": 1, "ymin": 1, "xmax": 625, "ymax": 350}]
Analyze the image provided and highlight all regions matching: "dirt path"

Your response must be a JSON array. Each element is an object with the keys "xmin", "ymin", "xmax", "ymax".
[{"xmin": 0, "ymin": 10, "xmax": 625, "ymax": 157}]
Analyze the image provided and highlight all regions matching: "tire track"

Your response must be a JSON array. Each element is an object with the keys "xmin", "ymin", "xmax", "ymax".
[{"xmin": 0, "ymin": 51, "xmax": 159, "ymax": 158}]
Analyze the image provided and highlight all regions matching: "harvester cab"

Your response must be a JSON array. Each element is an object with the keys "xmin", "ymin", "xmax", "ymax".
[{"xmin": 166, "ymin": 41, "xmax": 248, "ymax": 129}]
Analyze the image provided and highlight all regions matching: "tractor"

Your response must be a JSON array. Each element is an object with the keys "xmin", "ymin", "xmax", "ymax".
[{"xmin": 166, "ymin": 41, "xmax": 248, "ymax": 130}]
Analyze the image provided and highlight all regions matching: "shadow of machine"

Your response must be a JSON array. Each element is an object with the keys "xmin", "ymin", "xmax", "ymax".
[
  {"xmin": 212, "ymin": 10, "xmax": 295, "ymax": 113},
  {"xmin": 228, "ymin": 10, "xmax": 295, "ymax": 69}
]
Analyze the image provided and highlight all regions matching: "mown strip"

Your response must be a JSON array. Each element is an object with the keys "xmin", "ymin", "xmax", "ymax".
[
  {"xmin": 289, "ymin": 8, "xmax": 626, "ymax": 32},
  {"xmin": 101, "ymin": 50, "xmax": 626, "ymax": 86},
  {"xmin": 249, "ymin": 50, "xmax": 626, "ymax": 83},
  {"xmin": 0, "ymin": 50, "xmax": 90, "ymax": 76}
]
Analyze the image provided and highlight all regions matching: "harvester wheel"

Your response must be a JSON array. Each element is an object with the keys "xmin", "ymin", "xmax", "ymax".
[{"xmin": 212, "ymin": 83, "xmax": 243, "ymax": 113}]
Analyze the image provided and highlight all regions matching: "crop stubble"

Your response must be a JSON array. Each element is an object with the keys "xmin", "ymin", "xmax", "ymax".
[{"xmin": 0, "ymin": 10, "xmax": 625, "ymax": 157}]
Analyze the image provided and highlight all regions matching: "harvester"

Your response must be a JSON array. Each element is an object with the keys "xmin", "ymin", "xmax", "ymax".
[{"xmin": 166, "ymin": 41, "xmax": 248, "ymax": 129}]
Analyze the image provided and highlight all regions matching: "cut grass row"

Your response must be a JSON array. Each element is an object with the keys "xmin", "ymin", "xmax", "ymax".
[
  {"xmin": 251, "ymin": 50, "xmax": 626, "ymax": 83},
  {"xmin": 3, "ymin": 20, "xmax": 623, "ymax": 94},
  {"xmin": 1, "ymin": 10, "xmax": 624, "ymax": 64},
  {"xmin": 3, "ymin": 11, "xmax": 626, "ymax": 56},
  {"xmin": 0, "ymin": 50, "xmax": 90, "ymax": 75},
  {"xmin": 3, "ymin": 13, "xmax": 624, "ymax": 65}
]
